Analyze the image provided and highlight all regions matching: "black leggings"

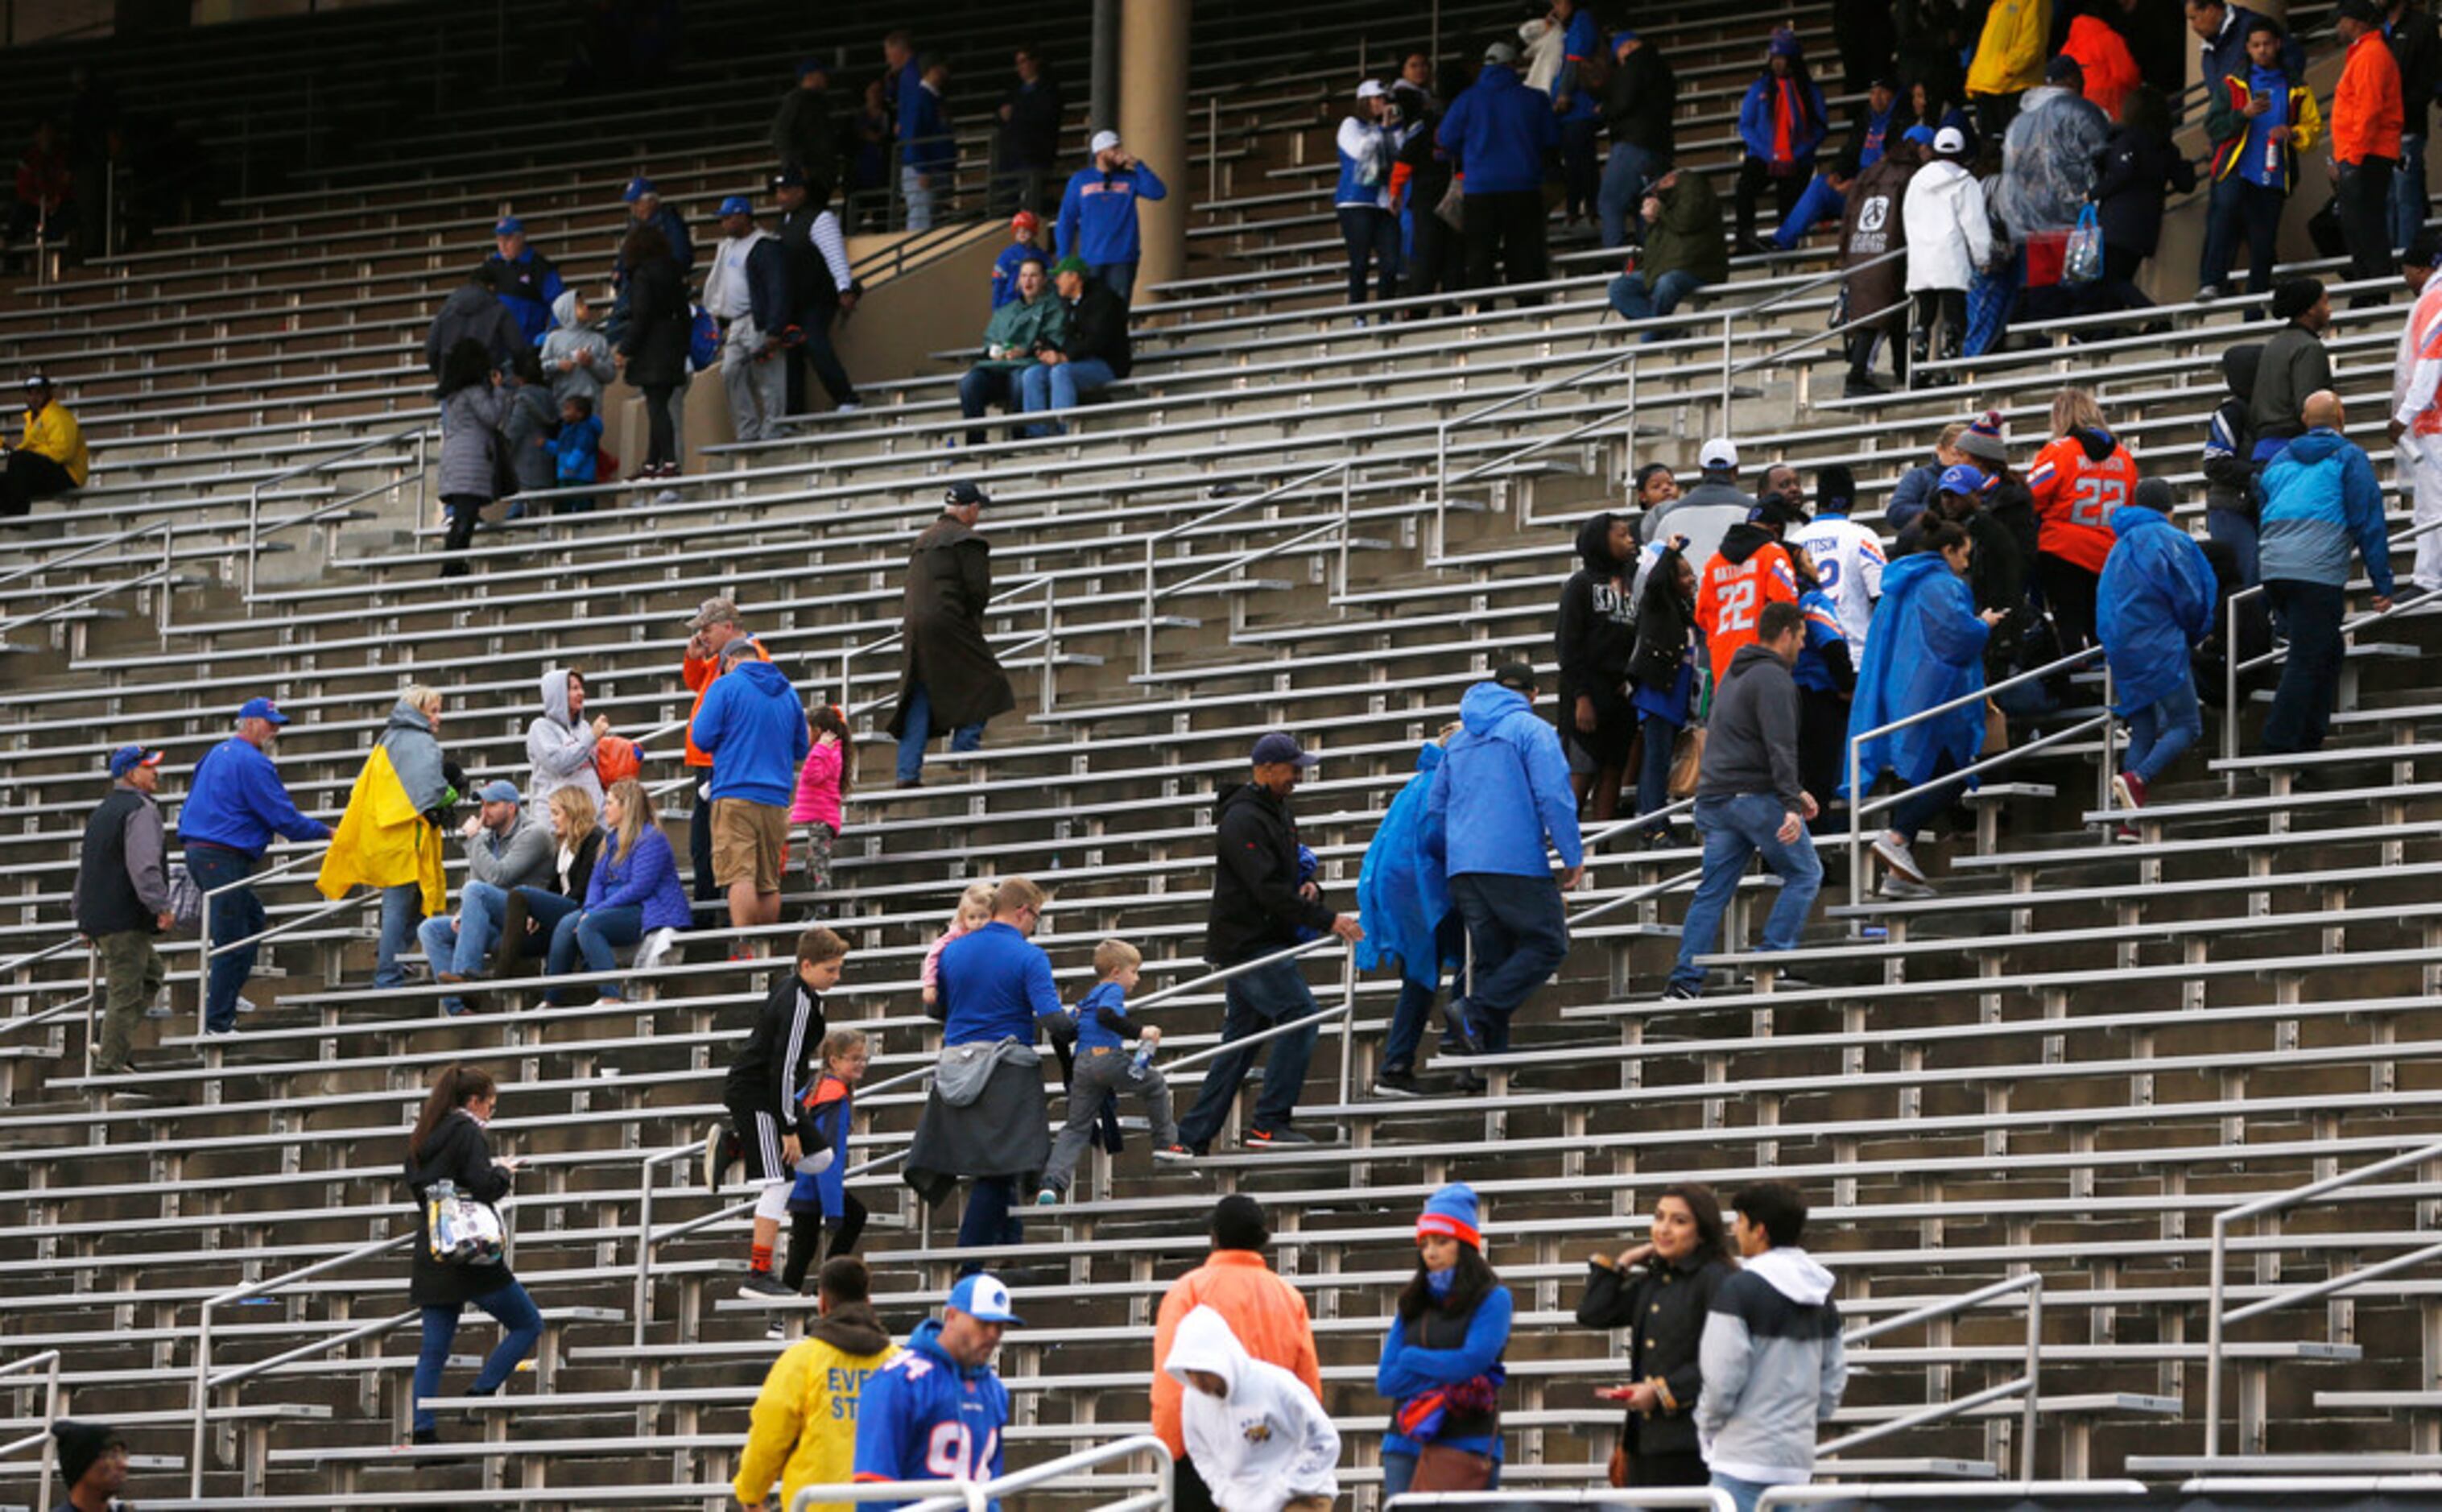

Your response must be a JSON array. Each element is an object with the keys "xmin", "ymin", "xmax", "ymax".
[
  {"xmin": 440, "ymin": 493, "xmax": 489, "ymax": 577},
  {"xmin": 780, "ymin": 1191, "xmax": 868, "ymax": 1290},
  {"xmin": 641, "ymin": 382, "xmax": 680, "ymax": 468},
  {"xmin": 2036, "ymin": 552, "xmax": 2101, "ymax": 652}
]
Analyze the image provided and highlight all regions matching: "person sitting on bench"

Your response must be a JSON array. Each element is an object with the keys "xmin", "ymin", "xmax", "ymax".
[
  {"xmin": 1019, "ymin": 256, "xmax": 1131, "ymax": 439},
  {"xmin": 1, "ymin": 374, "xmax": 85, "ymax": 519}
]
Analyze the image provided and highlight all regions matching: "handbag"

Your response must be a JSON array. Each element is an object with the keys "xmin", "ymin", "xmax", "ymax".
[
  {"xmin": 2062, "ymin": 204, "xmax": 2103, "ymax": 284},
  {"xmin": 1982, "ymin": 697, "xmax": 2010, "ymax": 755},
  {"xmin": 1435, "ymin": 179, "xmax": 1466, "ymax": 232},
  {"xmin": 1666, "ymin": 726, "xmax": 1707, "ymax": 799},
  {"xmin": 165, "ymin": 863, "xmax": 203, "ymax": 937},
  {"xmin": 1411, "ymin": 1443, "xmax": 1496, "ymax": 1492},
  {"xmin": 1608, "ymin": 1444, "xmax": 1630, "ymax": 1488},
  {"xmin": 425, "ymin": 1179, "xmax": 506, "ymax": 1266}
]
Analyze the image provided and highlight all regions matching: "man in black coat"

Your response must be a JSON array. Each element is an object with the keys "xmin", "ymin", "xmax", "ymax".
[
  {"xmin": 994, "ymin": 44, "xmax": 1065, "ymax": 218},
  {"xmin": 1168, "ymin": 733, "xmax": 1364, "ymax": 1157},
  {"xmin": 1019, "ymin": 256, "xmax": 1130, "ymax": 437},
  {"xmin": 73, "ymin": 745, "xmax": 171, "ymax": 1077},
  {"xmin": 889, "ymin": 481, "xmax": 1018, "ymax": 787},
  {"xmin": 1597, "ymin": 30, "xmax": 1676, "ymax": 248},
  {"xmin": 2389, "ymin": 0, "xmax": 2442, "ymax": 251},
  {"xmin": 771, "ymin": 59, "xmax": 841, "ymax": 186},
  {"xmin": 424, "ymin": 265, "xmax": 525, "ymax": 383}
]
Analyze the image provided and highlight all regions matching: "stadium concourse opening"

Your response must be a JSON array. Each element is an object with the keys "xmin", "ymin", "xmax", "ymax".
[{"xmin": 11, "ymin": 0, "xmax": 2442, "ymax": 1506}]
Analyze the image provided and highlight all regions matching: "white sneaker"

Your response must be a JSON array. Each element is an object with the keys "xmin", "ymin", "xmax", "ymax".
[
  {"xmin": 835, "ymin": 401, "xmax": 862, "ymax": 412},
  {"xmin": 2195, "ymin": 283, "xmax": 2223, "ymax": 304},
  {"xmin": 235, "ymin": 997, "xmax": 259, "ymax": 1015},
  {"xmin": 201, "ymin": 1027, "xmax": 239, "ymax": 1039},
  {"xmin": 1870, "ymin": 832, "xmax": 1927, "ymax": 885},
  {"xmin": 1878, "ymin": 874, "xmax": 1937, "ymax": 901}
]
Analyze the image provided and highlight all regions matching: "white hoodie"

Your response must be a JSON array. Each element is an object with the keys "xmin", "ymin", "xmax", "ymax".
[
  {"xmin": 1162, "ymin": 1306, "xmax": 1341, "ymax": 1512},
  {"xmin": 1695, "ymin": 1246, "xmax": 1846, "ymax": 1487},
  {"xmin": 1901, "ymin": 158, "xmax": 1993, "ymax": 293}
]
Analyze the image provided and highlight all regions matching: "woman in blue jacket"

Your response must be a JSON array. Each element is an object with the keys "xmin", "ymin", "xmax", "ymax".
[
  {"xmin": 2097, "ymin": 484, "xmax": 2218, "ymax": 821},
  {"xmin": 1734, "ymin": 29, "xmax": 1828, "ymax": 252},
  {"xmin": 1845, "ymin": 521, "xmax": 2004, "ymax": 899},
  {"xmin": 1378, "ymin": 1184, "xmax": 1512, "ymax": 1495},
  {"xmin": 546, "ymin": 778, "xmax": 690, "ymax": 1002}
]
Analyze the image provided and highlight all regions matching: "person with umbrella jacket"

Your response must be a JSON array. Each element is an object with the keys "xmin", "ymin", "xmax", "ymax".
[
  {"xmin": 2099, "ymin": 478, "xmax": 2219, "ymax": 827},
  {"xmin": 616, "ymin": 223, "xmax": 692, "ymax": 479},
  {"xmin": 1357, "ymin": 733, "xmax": 1463, "ymax": 1099},
  {"xmin": 319, "ymin": 687, "xmax": 458, "ymax": 988},
  {"xmin": 1577, "ymin": 1183, "xmax": 1737, "ymax": 1487},
  {"xmin": 889, "ymin": 481, "xmax": 1017, "ymax": 787}
]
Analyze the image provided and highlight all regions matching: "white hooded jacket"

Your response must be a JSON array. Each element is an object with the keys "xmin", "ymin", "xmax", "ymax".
[
  {"xmin": 1901, "ymin": 158, "xmax": 1993, "ymax": 293},
  {"xmin": 526, "ymin": 667, "xmax": 604, "ymax": 814},
  {"xmin": 1162, "ymin": 1306, "xmax": 1341, "ymax": 1512}
]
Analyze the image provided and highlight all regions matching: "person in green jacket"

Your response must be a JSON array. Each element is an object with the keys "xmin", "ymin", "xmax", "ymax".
[
  {"xmin": 957, "ymin": 254, "xmax": 1069, "ymax": 446},
  {"xmin": 1609, "ymin": 170, "xmax": 1728, "ymax": 343}
]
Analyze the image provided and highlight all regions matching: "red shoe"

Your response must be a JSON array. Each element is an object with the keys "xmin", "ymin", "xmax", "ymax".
[{"xmin": 2112, "ymin": 771, "xmax": 2147, "ymax": 812}]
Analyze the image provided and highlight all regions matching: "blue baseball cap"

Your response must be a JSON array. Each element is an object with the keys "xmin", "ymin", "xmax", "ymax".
[
  {"xmin": 477, "ymin": 780, "xmax": 523, "ymax": 805},
  {"xmin": 1938, "ymin": 463, "xmax": 1991, "ymax": 496},
  {"xmin": 1903, "ymin": 124, "xmax": 1936, "ymax": 146},
  {"xmin": 622, "ymin": 176, "xmax": 658, "ymax": 204},
  {"xmin": 1250, "ymin": 731, "xmax": 1319, "ymax": 769},
  {"xmin": 946, "ymin": 1273, "xmax": 1023, "ymax": 1324},
  {"xmin": 236, "ymin": 696, "xmax": 291, "ymax": 726},
  {"xmin": 493, "ymin": 216, "xmax": 524, "ymax": 238},
  {"xmin": 109, "ymin": 746, "xmax": 163, "ymax": 779},
  {"xmin": 795, "ymin": 57, "xmax": 828, "ymax": 80},
  {"xmin": 717, "ymin": 195, "xmax": 753, "ymax": 218}
]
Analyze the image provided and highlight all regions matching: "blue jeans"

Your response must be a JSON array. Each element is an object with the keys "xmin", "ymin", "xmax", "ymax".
[
  {"xmin": 2395, "ymin": 133, "xmax": 2430, "ymax": 250},
  {"xmin": 1670, "ymin": 792, "xmax": 1824, "ymax": 994},
  {"xmin": 1381, "ymin": 1450, "xmax": 1501, "ymax": 1498},
  {"xmin": 2200, "ymin": 175, "xmax": 2283, "ymax": 295},
  {"xmin": 544, "ymin": 903, "xmax": 645, "ymax": 1002},
  {"xmin": 415, "ymin": 881, "xmax": 510, "ymax": 1014},
  {"xmin": 1597, "ymin": 142, "xmax": 1655, "ymax": 248},
  {"xmin": 510, "ymin": 887, "xmax": 581, "ymax": 970},
  {"xmin": 954, "ymin": 1175, "xmax": 1023, "ymax": 1274},
  {"xmin": 2125, "ymin": 675, "xmax": 2204, "ymax": 784},
  {"xmin": 412, "ymin": 1279, "xmax": 542, "ymax": 1433},
  {"xmin": 1636, "ymin": 713, "xmax": 1682, "ymax": 835},
  {"xmin": 1773, "ymin": 174, "xmax": 1847, "ymax": 249},
  {"xmin": 375, "ymin": 883, "xmax": 424, "ymax": 989},
  {"xmin": 185, "ymin": 844, "xmax": 262, "ymax": 1032},
  {"xmin": 1017, "ymin": 357, "xmax": 1117, "ymax": 433},
  {"xmin": 1173, "ymin": 958, "xmax": 1321, "ymax": 1147},
  {"xmin": 1710, "ymin": 1472, "xmax": 1772, "ymax": 1512},
  {"xmin": 956, "ymin": 366, "xmax": 1023, "ymax": 445},
  {"xmin": 1609, "ymin": 269, "xmax": 1707, "ymax": 340},
  {"xmin": 1381, "ymin": 915, "xmax": 1465, "ymax": 1075},
  {"xmin": 2206, "ymin": 506, "xmax": 2259, "ymax": 589},
  {"xmin": 1088, "ymin": 260, "xmax": 1136, "ymax": 304},
  {"xmin": 894, "ymin": 682, "xmax": 985, "ymax": 785},
  {"xmin": 1336, "ymin": 205, "xmax": 1402, "ymax": 307},
  {"xmin": 1448, "ymin": 871, "xmax": 1570, "ymax": 1048}
]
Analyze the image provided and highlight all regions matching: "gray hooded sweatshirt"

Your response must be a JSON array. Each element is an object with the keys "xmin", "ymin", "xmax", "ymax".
[
  {"xmin": 539, "ymin": 291, "xmax": 617, "ymax": 409},
  {"xmin": 526, "ymin": 668, "xmax": 603, "ymax": 813},
  {"xmin": 1695, "ymin": 1246, "xmax": 1847, "ymax": 1485}
]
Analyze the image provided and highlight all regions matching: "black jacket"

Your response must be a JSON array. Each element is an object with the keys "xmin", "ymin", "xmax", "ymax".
[
  {"xmin": 619, "ymin": 254, "xmax": 692, "ymax": 389},
  {"xmin": 2204, "ymin": 344, "xmax": 2262, "ymax": 523},
  {"xmin": 723, "ymin": 972, "xmax": 826, "ymax": 1125},
  {"xmin": 1059, "ymin": 280, "xmax": 1133, "ymax": 378},
  {"xmin": 1601, "ymin": 45, "xmax": 1677, "ymax": 161},
  {"xmin": 771, "ymin": 87, "xmax": 842, "ymax": 184},
  {"xmin": 1395, "ymin": 85, "xmax": 1454, "ymax": 204},
  {"xmin": 998, "ymin": 74, "xmax": 1066, "ymax": 170},
  {"xmin": 74, "ymin": 786, "xmax": 164, "ymax": 938},
  {"xmin": 1206, "ymin": 781, "xmax": 1335, "ymax": 965},
  {"xmin": 1556, "ymin": 513, "xmax": 1638, "ymax": 704},
  {"xmin": 424, "ymin": 281, "xmax": 525, "ymax": 381},
  {"xmin": 2092, "ymin": 123, "xmax": 2195, "ymax": 258},
  {"xmin": 406, "ymin": 1109, "xmax": 516, "ymax": 1309},
  {"xmin": 2394, "ymin": 2, "xmax": 2442, "ymax": 134},
  {"xmin": 1576, "ymin": 1253, "xmax": 1730, "ymax": 1458},
  {"xmin": 1629, "ymin": 544, "xmax": 1697, "ymax": 692},
  {"xmin": 776, "ymin": 203, "xmax": 854, "ymax": 309}
]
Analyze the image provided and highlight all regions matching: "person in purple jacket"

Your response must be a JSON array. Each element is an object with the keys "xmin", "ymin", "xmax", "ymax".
[{"xmin": 544, "ymin": 777, "xmax": 690, "ymax": 1003}]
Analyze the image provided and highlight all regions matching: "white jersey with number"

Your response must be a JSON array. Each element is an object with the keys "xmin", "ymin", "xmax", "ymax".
[{"xmin": 1787, "ymin": 514, "xmax": 1888, "ymax": 649}]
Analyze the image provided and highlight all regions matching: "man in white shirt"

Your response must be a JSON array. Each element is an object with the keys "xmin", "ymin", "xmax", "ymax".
[
  {"xmin": 705, "ymin": 195, "xmax": 789, "ymax": 443},
  {"xmin": 1784, "ymin": 464, "xmax": 1888, "ymax": 648}
]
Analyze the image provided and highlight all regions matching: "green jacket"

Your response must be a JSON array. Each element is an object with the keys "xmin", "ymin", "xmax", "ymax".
[
  {"xmin": 1642, "ymin": 174, "xmax": 1727, "ymax": 287},
  {"xmin": 977, "ymin": 294, "xmax": 1068, "ymax": 368}
]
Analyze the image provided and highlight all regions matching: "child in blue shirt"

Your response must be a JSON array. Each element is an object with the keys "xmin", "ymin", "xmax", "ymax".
[
  {"xmin": 551, "ymin": 393, "xmax": 603, "ymax": 514},
  {"xmin": 778, "ymin": 1027, "xmax": 870, "ymax": 1308},
  {"xmin": 1037, "ymin": 940, "xmax": 1178, "ymax": 1201}
]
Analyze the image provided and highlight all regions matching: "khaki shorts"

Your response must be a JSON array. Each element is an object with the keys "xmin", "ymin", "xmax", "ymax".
[{"xmin": 709, "ymin": 798, "xmax": 787, "ymax": 893}]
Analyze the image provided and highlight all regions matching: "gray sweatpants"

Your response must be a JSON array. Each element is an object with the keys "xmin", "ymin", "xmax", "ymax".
[
  {"xmin": 721, "ymin": 314, "xmax": 786, "ymax": 444},
  {"xmin": 1043, "ymin": 1046, "xmax": 1176, "ymax": 1193}
]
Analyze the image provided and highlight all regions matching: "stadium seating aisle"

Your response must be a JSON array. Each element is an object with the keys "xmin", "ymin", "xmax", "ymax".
[{"xmin": 8, "ymin": 0, "xmax": 2442, "ymax": 1506}]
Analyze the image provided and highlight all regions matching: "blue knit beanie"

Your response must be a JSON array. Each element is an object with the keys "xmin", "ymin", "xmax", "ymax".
[{"xmin": 1417, "ymin": 1183, "xmax": 1482, "ymax": 1247}]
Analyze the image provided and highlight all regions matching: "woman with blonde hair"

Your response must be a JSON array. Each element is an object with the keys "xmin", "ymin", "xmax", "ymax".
[
  {"xmin": 544, "ymin": 778, "xmax": 688, "ymax": 1004},
  {"xmin": 320, "ymin": 684, "xmax": 456, "ymax": 992},
  {"xmin": 2025, "ymin": 385, "xmax": 2138, "ymax": 651},
  {"xmin": 498, "ymin": 784, "xmax": 604, "ymax": 979}
]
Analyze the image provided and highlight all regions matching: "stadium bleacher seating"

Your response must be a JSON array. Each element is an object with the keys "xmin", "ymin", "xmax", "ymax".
[{"xmin": 6, "ymin": 0, "xmax": 2442, "ymax": 1506}]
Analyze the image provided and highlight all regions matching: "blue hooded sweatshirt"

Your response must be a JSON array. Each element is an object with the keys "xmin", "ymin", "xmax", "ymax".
[
  {"xmin": 1357, "ymin": 742, "xmax": 1459, "ymax": 991},
  {"xmin": 1437, "ymin": 64, "xmax": 1560, "ymax": 196},
  {"xmin": 688, "ymin": 659, "xmax": 812, "ymax": 806},
  {"xmin": 1056, "ymin": 163, "xmax": 1169, "ymax": 266},
  {"xmin": 1842, "ymin": 553, "xmax": 1991, "ymax": 795},
  {"xmin": 2256, "ymin": 428, "xmax": 2394, "ymax": 595},
  {"xmin": 2097, "ymin": 505, "xmax": 2219, "ymax": 713},
  {"xmin": 852, "ymin": 1317, "xmax": 1009, "ymax": 1508},
  {"xmin": 1428, "ymin": 683, "xmax": 1585, "ymax": 878}
]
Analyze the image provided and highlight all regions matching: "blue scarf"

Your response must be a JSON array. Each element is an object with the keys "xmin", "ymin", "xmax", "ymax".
[{"xmin": 1425, "ymin": 1266, "xmax": 1457, "ymax": 1299}]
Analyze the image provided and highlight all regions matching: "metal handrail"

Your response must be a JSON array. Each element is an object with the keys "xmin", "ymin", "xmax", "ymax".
[
  {"xmin": 0, "ymin": 519, "xmax": 176, "ymax": 640},
  {"xmin": 1845, "ymin": 642, "xmax": 2106, "ymax": 911},
  {"xmin": 1140, "ymin": 461, "xmax": 1361, "ymax": 674},
  {"xmin": 1821, "ymin": 1272, "xmax": 2042, "ymax": 1469},
  {"xmin": 2202, "ymin": 1138, "xmax": 2442, "ymax": 1457},
  {"xmin": 243, "ymin": 423, "xmax": 428, "ymax": 601},
  {"xmin": 0, "ymin": 1349, "xmax": 62, "ymax": 1512},
  {"xmin": 1393, "ymin": 1494, "xmax": 1733, "ymax": 1510},
  {"xmin": 787, "ymin": 1433, "xmax": 1172, "ymax": 1512}
]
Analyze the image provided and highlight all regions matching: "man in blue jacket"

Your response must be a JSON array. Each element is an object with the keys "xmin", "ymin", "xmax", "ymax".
[
  {"xmin": 1427, "ymin": 664, "xmax": 1583, "ymax": 1067},
  {"xmin": 689, "ymin": 638, "xmax": 811, "ymax": 946},
  {"xmin": 177, "ymin": 697, "xmax": 331, "ymax": 1035},
  {"xmin": 2099, "ymin": 479, "xmax": 2220, "ymax": 829},
  {"xmin": 899, "ymin": 56, "xmax": 954, "ymax": 231},
  {"xmin": 2254, "ymin": 389, "xmax": 2395, "ymax": 755},
  {"xmin": 484, "ymin": 217, "xmax": 564, "ymax": 348},
  {"xmin": 1438, "ymin": 42, "xmax": 1559, "ymax": 304},
  {"xmin": 1056, "ymin": 130, "xmax": 1169, "ymax": 304},
  {"xmin": 853, "ymin": 1273, "xmax": 1017, "ymax": 1508}
]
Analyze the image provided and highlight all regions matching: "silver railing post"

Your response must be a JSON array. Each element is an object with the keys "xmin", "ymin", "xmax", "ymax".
[
  {"xmin": 1337, "ymin": 945, "xmax": 1357, "ymax": 1107},
  {"xmin": 243, "ymin": 481, "xmax": 265, "ymax": 601},
  {"xmin": 1139, "ymin": 535, "xmax": 1159, "ymax": 679},
  {"xmin": 1039, "ymin": 578, "xmax": 1058, "ymax": 717},
  {"xmin": 1207, "ymin": 97, "xmax": 1220, "ymax": 203},
  {"xmin": 189, "ymin": 1296, "xmax": 215, "ymax": 1495}
]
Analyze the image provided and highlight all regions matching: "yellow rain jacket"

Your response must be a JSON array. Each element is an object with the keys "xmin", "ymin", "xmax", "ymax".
[
  {"xmin": 317, "ymin": 701, "xmax": 451, "ymax": 915},
  {"xmin": 1965, "ymin": 0, "xmax": 2052, "ymax": 100},
  {"xmin": 20, "ymin": 401, "xmax": 87, "ymax": 486}
]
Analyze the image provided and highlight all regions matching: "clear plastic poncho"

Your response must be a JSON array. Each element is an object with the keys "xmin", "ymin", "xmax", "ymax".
[{"xmin": 1993, "ymin": 84, "xmax": 2110, "ymax": 240}]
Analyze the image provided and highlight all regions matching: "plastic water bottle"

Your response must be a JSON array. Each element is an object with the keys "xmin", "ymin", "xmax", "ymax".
[{"xmin": 1130, "ymin": 1035, "xmax": 1155, "ymax": 1075}]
